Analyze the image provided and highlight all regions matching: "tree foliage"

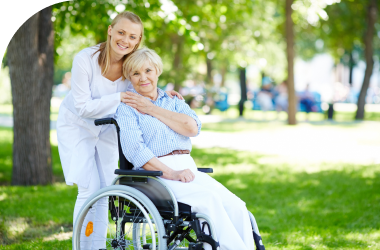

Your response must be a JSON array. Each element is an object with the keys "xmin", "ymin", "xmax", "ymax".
[{"xmin": 51, "ymin": 0, "xmax": 287, "ymax": 87}]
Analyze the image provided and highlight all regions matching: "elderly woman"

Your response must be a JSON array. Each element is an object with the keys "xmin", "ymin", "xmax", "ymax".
[{"xmin": 115, "ymin": 48, "xmax": 255, "ymax": 250}]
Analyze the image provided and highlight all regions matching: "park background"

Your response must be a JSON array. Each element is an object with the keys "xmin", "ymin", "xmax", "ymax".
[{"xmin": 0, "ymin": 0, "xmax": 380, "ymax": 249}]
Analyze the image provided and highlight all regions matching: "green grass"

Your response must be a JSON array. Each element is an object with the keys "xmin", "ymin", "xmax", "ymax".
[
  {"xmin": 1, "ymin": 239, "xmax": 72, "ymax": 250},
  {"xmin": 0, "ymin": 127, "xmax": 379, "ymax": 249},
  {"xmin": 194, "ymin": 105, "xmax": 380, "ymax": 123},
  {"xmin": 201, "ymin": 118, "xmax": 367, "ymax": 133}
]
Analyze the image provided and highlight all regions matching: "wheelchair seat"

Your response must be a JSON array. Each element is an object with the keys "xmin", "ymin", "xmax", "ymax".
[{"xmin": 115, "ymin": 172, "xmax": 192, "ymax": 219}]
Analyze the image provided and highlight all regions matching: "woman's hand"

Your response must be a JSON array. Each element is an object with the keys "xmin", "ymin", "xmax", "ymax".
[
  {"xmin": 166, "ymin": 90, "xmax": 184, "ymax": 100},
  {"xmin": 143, "ymin": 158, "xmax": 195, "ymax": 182},
  {"xmin": 121, "ymin": 91, "xmax": 155, "ymax": 114},
  {"xmin": 171, "ymin": 169, "xmax": 195, "ymax": 183}
]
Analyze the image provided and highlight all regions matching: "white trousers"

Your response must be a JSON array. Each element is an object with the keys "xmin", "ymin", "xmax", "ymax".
[
  {"xmin": 73, "ymin": 149, "xmax": 108, "ymax": 250},
  {"xmin": 158, "ymin": 154, "xmax": 255, "ymax": 250}
]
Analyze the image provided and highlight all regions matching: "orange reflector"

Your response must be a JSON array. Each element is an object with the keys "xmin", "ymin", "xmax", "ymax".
[{"xmin": 85, "ymin": 221, "xmax": 93, "ymax": 237}]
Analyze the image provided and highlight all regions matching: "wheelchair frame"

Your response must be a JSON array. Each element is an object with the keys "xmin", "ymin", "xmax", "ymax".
[{"xmin": 72, "ymin": 118, "xmax": 265, "ymax": 250}]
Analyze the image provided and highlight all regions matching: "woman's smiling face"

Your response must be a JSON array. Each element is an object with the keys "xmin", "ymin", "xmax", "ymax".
[
  {"xmin": 130, "ymin": 60, "xmax": 159, "ymax": 100},
  {"xmin": 108, "ymin": 18, "xmax": 141, "ymax": 58}
]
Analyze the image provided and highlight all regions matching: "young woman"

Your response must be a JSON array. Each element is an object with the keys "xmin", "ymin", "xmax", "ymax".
[{"xmin": 56, "ymin": 11, "xmax": 182, "ymax": 249}]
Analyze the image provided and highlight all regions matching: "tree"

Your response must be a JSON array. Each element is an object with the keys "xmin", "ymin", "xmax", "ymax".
[
  {"xmin": 7, "ymin": 6, "xmax": 54, "ymax": 185},
  {"xmin": 356, "ymin": 0, "xmax": 377, "ymax": 119},
  {"xmin": 310, "ymin": 0, "xmax": 379, "ymax": 120},
  {"xmin": 286, "ymin": 0, "xmax": 297, "ymax": 125}
]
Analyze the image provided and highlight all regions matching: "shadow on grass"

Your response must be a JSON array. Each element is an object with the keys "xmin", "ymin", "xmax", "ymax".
[
  {"xmin": 213, "ymin": 164, "xmax": 380, "ymax": 249},
  {"xmin": 0, "ymin": 183, "xmax": 76, "ymax": 245},
  {"xmin": 1, "ymin": 239, "xmax": 72, "ymax": 250},
  {"xmin": 191, "ymin": 147, "xmax": 263, "ymax": 166}
]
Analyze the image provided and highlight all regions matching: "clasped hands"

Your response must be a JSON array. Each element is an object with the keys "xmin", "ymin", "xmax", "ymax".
[
  {"xmin": 170, "ymin": 168, "xmax": 195, "ymax": 183},
  {"xmin": 120, "ymin": 90, "xmax": 183, "ymax": 114}
]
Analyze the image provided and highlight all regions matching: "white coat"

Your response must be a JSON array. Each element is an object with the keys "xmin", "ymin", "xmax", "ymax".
[{"xmin": 57, "ymin": 46, "xmax": 133, "ymax": 188}]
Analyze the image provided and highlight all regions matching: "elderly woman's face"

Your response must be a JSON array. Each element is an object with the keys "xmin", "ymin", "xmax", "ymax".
[{"xmin": 130, "ymin": 61, "xmax": 158, "ymax": 99}]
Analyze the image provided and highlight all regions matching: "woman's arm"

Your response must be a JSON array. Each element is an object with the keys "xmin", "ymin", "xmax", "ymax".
[
  {"xmin": 143, "ymin": 157, "xmax": 195, "ymax": 183},
  {"xmin": 149, "ymin": 106, "xmax": 198, "ymax": 137},
  {"xmin": 71, "ymin": 52, "xmax": 123, "ymax": 119},
  {"xmin": 122, "ymin": 92, "xmax": 199, "ymax": 137}
]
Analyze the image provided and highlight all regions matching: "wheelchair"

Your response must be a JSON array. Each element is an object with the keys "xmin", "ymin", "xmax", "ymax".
[{"xmin": 72, "ymin": 118, "xmax": 265, "ymax": 250}]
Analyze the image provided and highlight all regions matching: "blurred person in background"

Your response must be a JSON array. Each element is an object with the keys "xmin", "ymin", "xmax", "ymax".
[
  {"xmin": 299, "ymin": 83, "xmax": 316, "ymax": 121},
  {"xmin": 274, "ymin": 81, "xmax": 288, "ymax": 119},
  {"xmin": 257, "ymin": 76, "xmax": 274, "ymax": 119}
]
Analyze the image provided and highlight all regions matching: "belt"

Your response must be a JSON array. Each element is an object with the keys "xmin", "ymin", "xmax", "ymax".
[{"xmin": 158, "ymin": 150, "xmax": 190, "ymax": 158}]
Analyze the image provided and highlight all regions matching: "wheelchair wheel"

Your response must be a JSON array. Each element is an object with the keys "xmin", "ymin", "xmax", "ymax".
[{"xmin": 72, "ymin": 185, "xmax": 166, "ymax": 250}]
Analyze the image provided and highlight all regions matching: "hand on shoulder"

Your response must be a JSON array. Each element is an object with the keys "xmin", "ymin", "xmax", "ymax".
[{"xmin": 120, "ymin": 91, "xmax": 154, "ymax": 115}]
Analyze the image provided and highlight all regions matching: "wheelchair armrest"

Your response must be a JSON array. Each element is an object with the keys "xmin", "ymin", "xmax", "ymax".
[
  {"xmin": 197, "ymin": 168, "xmax": 213, "ymax": 173},
  {"xmin": 95, "ymin": 118, "xmax": 115, "ymax": 126},
  {"xmin": 94, "ymin": 118, "xmax": 120, "ymax": 131},
  {"xmin": 115, "ymin": 169, "xmax": 163, "ymax": 177}
]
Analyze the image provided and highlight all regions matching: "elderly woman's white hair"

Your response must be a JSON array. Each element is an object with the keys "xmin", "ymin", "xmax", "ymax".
[{"xmin": 123, "ymin": 48, "xmax": 163, "ymax": 81}]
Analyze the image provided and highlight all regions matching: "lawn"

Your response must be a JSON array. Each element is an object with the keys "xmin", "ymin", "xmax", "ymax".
[{"xmin": 0, "ymin": 126, "xmax": 379, "ymax": 249}]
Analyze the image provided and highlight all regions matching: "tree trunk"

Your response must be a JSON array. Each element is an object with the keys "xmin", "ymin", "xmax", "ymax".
[
  {"xmin": 356, "ymin": 0, "xmax": 377, "ymax": 120},
  {"xmin": 286, "ymin": 0, "xmax": 297, "ymax": 125},
  {"xmin": 8, "ymin": 7, "xmax": 54, "ymax": 185},
  {"xmin": 239, "ymin": 67, "xmax": 247, "ymax": 117},
  {"xmin": 349, "ymin": 51, "xmax": 354, "ymax": 85}
]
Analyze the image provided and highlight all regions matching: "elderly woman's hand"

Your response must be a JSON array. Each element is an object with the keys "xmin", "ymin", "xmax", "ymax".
[
  {"xmin": 166, "ymin": 90, "xmax": 184, "ymax": 100},
  {"xmin": 172, "ymin": 169, "xmax": 195, "ymax": 183},
  {"xmin": 121, "ymin": 91, "xmax": 155, "ymax": 114}
]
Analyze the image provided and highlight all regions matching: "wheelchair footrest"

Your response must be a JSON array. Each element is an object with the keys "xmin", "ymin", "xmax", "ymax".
[
  {"xmin": 189, "ymin": 242, "xmax": 203, "ymax": 250},
  {"xmin": 142, "ymin": 244, "xmax": 151, "ymax": 249},
  {"xmin": 189, "ymin": 215, "xmax": 219, "ymax": 250}
]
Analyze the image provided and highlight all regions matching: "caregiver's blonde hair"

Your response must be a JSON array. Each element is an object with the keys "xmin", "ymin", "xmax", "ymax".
[
  {"xmin": 123, "ymin": 48, "xmax": 163, "ymax": 81},
  {"xmin": 94, "ymin": 11, "xmax": 144, "ymax": 77}
]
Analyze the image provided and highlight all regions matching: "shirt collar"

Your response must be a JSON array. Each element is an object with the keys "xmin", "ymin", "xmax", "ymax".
[{"xmin": 130, "ymin": 87, "xmax": 167, "ymax": 102}]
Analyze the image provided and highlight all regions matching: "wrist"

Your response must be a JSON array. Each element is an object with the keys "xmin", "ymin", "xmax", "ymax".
[
  {"xmin": 146, "ymin": 104, "xmax": 159, "ymax": 116},
  {"xmin": 165, "ymin": 168, "xmax": 176, "ymax": 180}
]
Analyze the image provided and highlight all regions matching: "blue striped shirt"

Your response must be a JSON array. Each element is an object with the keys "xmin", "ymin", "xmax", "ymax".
[{"xmin": 115, "ymin": 88, "xmax": 202, "ymax": 170}]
